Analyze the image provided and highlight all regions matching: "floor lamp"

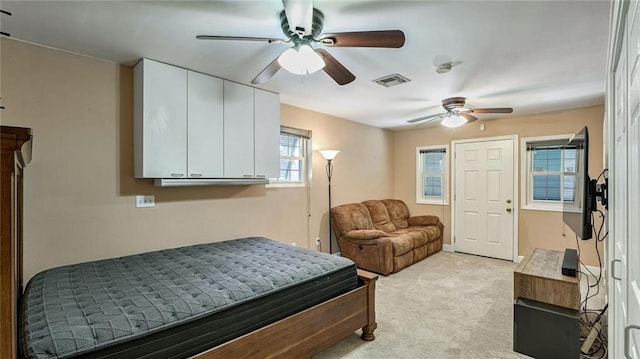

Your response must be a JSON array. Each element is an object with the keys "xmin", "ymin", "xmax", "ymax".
[{"xmin": 319, "ymin": 150, "xmax": 340, "ymax": 254}]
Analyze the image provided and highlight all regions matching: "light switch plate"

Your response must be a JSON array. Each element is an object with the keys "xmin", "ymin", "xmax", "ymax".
[{"xmin": 135, "ymin": 195, "xmax": 155, "ymax": 208}]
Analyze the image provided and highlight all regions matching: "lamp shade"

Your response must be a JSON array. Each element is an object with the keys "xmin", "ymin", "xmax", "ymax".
[
  {"xmin": 278, "ymin": 44, "xmax": 325, "ymax": 75},
  {"xmin": 441, "ymin": 114, "xmax": 467, "ymax": 128},
  {"xmin": 319, "ymin": 150, "xmax": 340, "ymax": 160}
]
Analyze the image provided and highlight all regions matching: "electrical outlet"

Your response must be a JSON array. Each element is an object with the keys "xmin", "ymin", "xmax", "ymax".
[
  {"xmin": 135, "ymin": 195, "xmax": 155, "ymax": 208},
  {"xmin": 315, "ymin": 237, "xmax": 321, "ymax": 246}
]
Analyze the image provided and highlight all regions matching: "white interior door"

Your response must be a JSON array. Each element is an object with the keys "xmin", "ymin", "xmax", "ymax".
[
  {"xmin": 627, "ymin": 3, "xmax": 640, "ymax": 355},
  {"xmin": 613, "ymin": 39, "xmax": 629, "ymax": 357},
  {"xmin": 453, "ymin": 137, "xmax": 515, "ymax": 261}
]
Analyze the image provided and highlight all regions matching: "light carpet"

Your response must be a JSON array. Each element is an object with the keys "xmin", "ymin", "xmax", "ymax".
[{"xmin": 314, "ymin": 251, "xmax": 535, "ymax": 359}]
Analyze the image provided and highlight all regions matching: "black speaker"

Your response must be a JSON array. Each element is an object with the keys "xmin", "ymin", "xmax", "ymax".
[{"xmin": 513, "ymin": 297, "xmax": 580, "ymax": 359}]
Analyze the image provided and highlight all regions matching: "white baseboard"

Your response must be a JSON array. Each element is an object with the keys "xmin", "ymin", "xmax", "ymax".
[
  {"xmin": 442, "ymin": 244, "xmax": 453, "ymax": 252},
  {"xmin": 581, "ymin": 264, "xmax": 602, "ymax": 278}
]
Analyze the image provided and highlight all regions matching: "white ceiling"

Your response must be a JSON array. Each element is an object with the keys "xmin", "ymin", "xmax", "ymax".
[{"xmin": 1, "ymin": 0, "xmax": 610, "ymax": 129}]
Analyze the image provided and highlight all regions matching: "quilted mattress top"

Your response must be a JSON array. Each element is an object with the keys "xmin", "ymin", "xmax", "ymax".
[{"xmin": 21, "ymin": 237, "xmax": 356, "ymax": 358}]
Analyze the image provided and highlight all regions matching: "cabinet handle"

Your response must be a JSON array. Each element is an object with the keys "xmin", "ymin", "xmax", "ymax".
[
  {"xmin": 243, "ymin": 175, "xmax": 253, "ymax": 178},
  {"xmin": 171, "ymin": 173, "xmax": 184, "ymax": 178},
  {"xmin": 625, "ymin": 325, "xmax": 640, "ymax": 359},
  {"xmin": 190, "ymin": 173, "xmax": 203, "ymax": 177},
  {"xmin": 611, "ymin": 259, "xmax": 622, "ymax": 280},
  {"xmin": 256, "ymin": 174, "xmax": 266, "ymax": 178}
]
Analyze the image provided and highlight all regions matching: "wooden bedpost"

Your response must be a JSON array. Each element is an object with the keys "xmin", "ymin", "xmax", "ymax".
[
  {"xmin": 1, "ymin": 126, "xmax": 32, "ymax": 359},
  {"xmin": 357, "ymin": 269, "xmax": 378, "ymax": 341}
]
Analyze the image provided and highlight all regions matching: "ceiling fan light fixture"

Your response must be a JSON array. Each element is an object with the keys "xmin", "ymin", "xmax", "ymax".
[
  {"xmin": 278, "ymin": 44, "xmax": 325, "ymax": 75},
  {"xmin": 440, "ymin": 114, "xmax": 467, "ymax": 128}
]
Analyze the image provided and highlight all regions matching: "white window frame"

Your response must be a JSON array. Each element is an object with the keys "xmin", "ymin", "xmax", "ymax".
[
  {"xmin": 267, "ymin": 126, "xmax": 312, "ymax": 188},
  {"xmin": 416, "ymin": 144, "xmax": 449, "ymax": 205},
  {"xmin": 521, "ymin": 134, "xmax": 574, "ymax": 212}
]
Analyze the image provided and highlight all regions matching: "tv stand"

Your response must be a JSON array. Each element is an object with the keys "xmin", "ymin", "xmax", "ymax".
[{"xmin": 513, "ymin": 248, "xmax": 581, "ymax": 358}]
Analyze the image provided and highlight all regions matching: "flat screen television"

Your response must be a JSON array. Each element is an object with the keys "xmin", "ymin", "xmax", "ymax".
[{"xmin": 562, "ymin": 126, "xmax": 596, "ymax": 240}]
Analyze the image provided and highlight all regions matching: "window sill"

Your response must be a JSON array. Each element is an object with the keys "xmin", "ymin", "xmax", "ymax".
[
  {"xmin": 417, "ymin": 199, "xmax": 449, "ymax": 206},
  {"xmin": 521, "ymin": 203, "xmax": 563, "ymax": 212}
]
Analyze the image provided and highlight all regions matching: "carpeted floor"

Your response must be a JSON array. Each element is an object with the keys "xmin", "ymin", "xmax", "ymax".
[{"xmin": 313, "ymin": 250, "xmax": 606, "ymax": 359}]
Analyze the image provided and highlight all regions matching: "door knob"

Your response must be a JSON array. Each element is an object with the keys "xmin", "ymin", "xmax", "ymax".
[
  {"xmin": 506, "ymin": 199, "xmax": 512, "ymax": 204},
  {"xmin": 506, "ymin": 208, "xmax": 512, "ymax": 213}
]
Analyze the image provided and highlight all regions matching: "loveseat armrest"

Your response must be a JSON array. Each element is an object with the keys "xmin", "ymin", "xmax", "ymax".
[
  {"xmin": 343, "ymin": 229, "xmax": 389, "ymax": 240},
  {"xmin": 407, "ymin": 215, "xmax": 440, "ymax": 227},
  {"xmin": 338, "ymin": 235, "xmax": 394, "ymax": 275}
]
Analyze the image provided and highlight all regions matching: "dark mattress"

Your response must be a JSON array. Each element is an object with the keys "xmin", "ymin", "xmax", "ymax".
[{"xmin": 20, "ymin": 237, "xmax": 358, "ymax": 358}]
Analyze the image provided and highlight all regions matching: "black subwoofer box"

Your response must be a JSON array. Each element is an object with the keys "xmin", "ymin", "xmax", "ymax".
[{"xmin": 513, "ymin": 297, "xmax": 580, "ymax": 359}]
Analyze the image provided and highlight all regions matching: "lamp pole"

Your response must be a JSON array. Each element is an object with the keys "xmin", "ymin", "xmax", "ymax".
[
  {"xmin": 326, "ymin": 159, "xmax": 334, "ymax": 254},
  {"xmin": 319, "ymin": 150, "xmax": 340, "ymax": 254}
]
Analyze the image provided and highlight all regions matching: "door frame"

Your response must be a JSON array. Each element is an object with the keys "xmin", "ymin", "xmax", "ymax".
[{"xmin": 451, "ymin": 134, "xmax": 519, "ymax": 262}]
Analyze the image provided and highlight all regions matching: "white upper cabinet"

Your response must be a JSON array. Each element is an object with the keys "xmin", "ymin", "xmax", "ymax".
[
  {"xmin": 224, "ymin": 81, "xmax": 255, "ymax": 178},
  {"xmin": 187, "ymin": 71, "xmax": 224, "ymax": 178},
  {"xmin": 254, "ymin": 89, "xmax": 280, "ymax": 178},
  {"xmin": 134, "ymin": 59, "xmax": 280, "ymax": 184},
  {"xmin": 134, "ymin": 58, "xmax": 187, "ymax": 178}
]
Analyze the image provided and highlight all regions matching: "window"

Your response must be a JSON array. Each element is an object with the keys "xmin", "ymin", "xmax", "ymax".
[
  {"xmin": 521, "ymin": 135, "xmax": 576, "ymax": 211},
  {"xmin": 416, "ymin": 145, "xmax": 449, "ymax": 205},
  {"xmin": 268, "ymin": 126, "xmax": 311, "ymax": 187}
]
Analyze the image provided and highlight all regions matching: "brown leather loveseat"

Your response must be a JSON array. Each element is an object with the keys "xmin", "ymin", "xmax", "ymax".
[{"xmin": 331, "ymin": 199, "xmax": 444, "ymax": 275}]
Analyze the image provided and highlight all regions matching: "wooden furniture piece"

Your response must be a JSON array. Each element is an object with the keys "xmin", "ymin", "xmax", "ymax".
[
  {"xmin": 513, "ymin": 248, "xmax": 581, "ymax": 358},
  {"xmin": 514, "ymin": 247, "xmax": 580, "ymax": 310},
  {"xmin": 197, "ymin": 269, "xmax": 377, "ymax": 359},
  {"xmin": 0, "ymin": 126, "xmax": 32, "ymax": 359}
]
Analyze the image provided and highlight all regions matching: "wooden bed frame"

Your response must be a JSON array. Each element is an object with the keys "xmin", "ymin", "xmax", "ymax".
[{"xmin": 0, "ymin": 125, "xmax": 378, "ymax": 359}]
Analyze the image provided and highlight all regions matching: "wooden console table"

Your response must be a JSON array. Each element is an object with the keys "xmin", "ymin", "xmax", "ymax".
[
  {"xmin": 514, "ymin": 248, "xmax": 580, "ymax": 310},
  {"xmin": 513, "ymin": 248, "xmax": 581, "ymax": 359}
]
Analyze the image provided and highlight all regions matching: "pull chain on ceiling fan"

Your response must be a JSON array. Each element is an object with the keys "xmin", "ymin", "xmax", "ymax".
[
  {"xmin": 407, "ymin": 97, "xmax": 514, "ymax": 128},
  {"xmin": 196, "ymin": 0, "xmax": 405, "ymax": 85}
]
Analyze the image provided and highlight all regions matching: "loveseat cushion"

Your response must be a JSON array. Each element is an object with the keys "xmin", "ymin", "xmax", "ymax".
[
  {"xmin": 391, "ymin": 230, "xmax": 428, "ymax": 247},
  {"xmin": 407, "ymin": 226, "xmax": 442, "ymax": 242},
  {"xmin": 387, "ymin": 233, "xmax": 414, "ymax": 256},
  {"xmin": 362, "ymin": 200, "xmax": 397, "ymax": 233},
  {"xmin": 331, "ymin": 203, "xmax": 375, "ymax": 240},
  {"xmin": 382, "ymin": 199, "xmax": 411, "ymax": 229}
]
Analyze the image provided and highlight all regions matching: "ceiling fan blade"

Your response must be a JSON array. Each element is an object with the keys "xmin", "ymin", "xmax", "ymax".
[
  {"xmin": 318, "ymin": 30, "xmax": 405, "ymax": 48},
  {"xmin": 196, "ymin": 35, "xmax": 288, "ymax": 44},
  {"xmin": 471, "ymin": 107, "xmax": 513, "ymax": 114},
  {"xmin": 407, "ymin": 113, "xmax": 446, "ymax": 124},
  {"xmin": 461, "ymin": 112, "xmax": 478, "ymax": 123},
  {"xmin": 251, "ymin": 56, "xmax": 282, "ymax": 85},
  {"xmin": 315, "ymin": 49, "xmax": 355, "ymax": 85},
  {"xmin": 282, "ymin": 0, "xmax": 313, "ymax": 36}
]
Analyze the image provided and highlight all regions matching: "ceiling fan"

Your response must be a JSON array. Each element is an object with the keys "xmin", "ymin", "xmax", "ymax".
[
  {"xmin": 196, "ymin": 0, "xmax": 405, "ymax": 86},
  {"xmin": 407, "ymin": 97, "xmax": 514, "ymax": 128}
]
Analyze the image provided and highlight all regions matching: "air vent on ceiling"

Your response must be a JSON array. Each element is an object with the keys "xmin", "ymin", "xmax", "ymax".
[{"xmin": 372, "ymin": 73, "xmax": 411, "ymax": 88}]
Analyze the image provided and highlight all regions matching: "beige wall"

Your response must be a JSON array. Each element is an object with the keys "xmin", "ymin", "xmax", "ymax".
[
  {"xmin": 1, "ymin": 38, "xmax": 394, "ymax": 282},
  {"xmin": 393, "ymin": 105, "xmax": 605, "ymax": 266}
]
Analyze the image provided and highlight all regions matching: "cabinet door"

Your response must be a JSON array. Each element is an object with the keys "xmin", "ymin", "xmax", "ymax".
[
  {"xmin": 135, "ymin": 59, "xmax": 187, "ymax": 178},
  {"xmin": 187, "ymin": 71, "xmax": 223, "ymax": 178},
  {"xmin": 223, "ymin": 81, "xmax": 254, "ymax": 178},
  {"xmin": 254, "ymin": 89, "xmax": 280, "ymax": 178}
]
